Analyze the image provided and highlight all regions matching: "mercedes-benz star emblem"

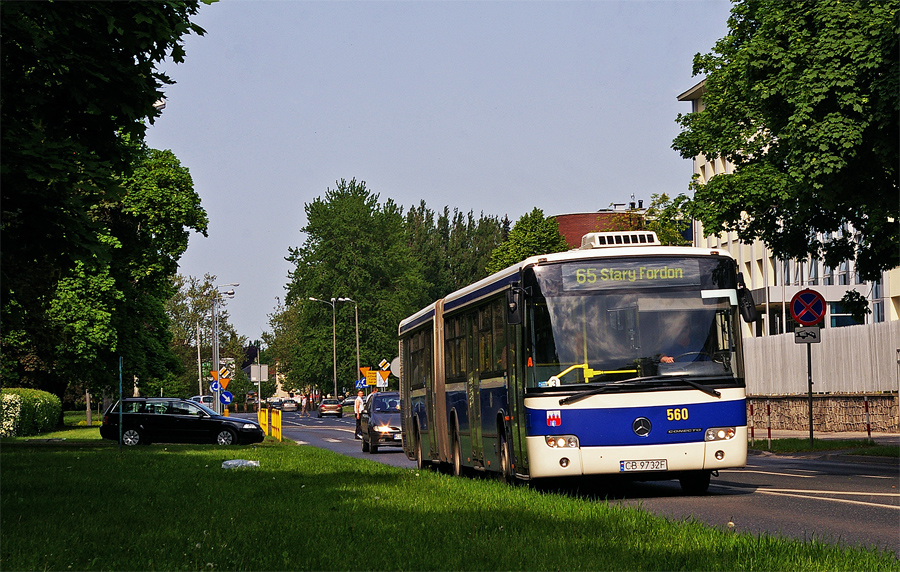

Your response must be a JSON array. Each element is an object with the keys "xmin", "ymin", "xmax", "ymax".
[{"xmin": 632, "ymin": 417, "xmax": 652, "ymax": 437}]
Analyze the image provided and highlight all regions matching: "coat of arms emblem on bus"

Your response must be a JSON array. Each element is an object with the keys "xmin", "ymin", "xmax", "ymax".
[{"xmin": 546, "ymin": 410, "xmax": 561, "ymax": 427}]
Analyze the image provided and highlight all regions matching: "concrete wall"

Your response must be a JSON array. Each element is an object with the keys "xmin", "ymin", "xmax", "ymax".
[{"xmin": 746, "ymin": 394, "xmax": 899, "ymax": 434}]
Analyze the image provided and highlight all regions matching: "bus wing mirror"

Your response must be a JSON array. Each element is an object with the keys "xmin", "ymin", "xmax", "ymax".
[
  {"xmin": 738, "ymin": 286, "xmax": 759, "ymax": 323},
  {"xmin": 507, "ymin": 287, "xmax": 523, "ymax": 325}
]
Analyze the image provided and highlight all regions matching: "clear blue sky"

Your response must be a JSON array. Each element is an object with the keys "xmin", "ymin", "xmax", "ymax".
[{"xmin": 145, "ymin": 0, "xmax": 734, "ymax": 341}]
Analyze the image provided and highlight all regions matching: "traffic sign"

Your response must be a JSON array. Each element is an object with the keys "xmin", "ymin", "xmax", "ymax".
[
  {"xmin": 220, "ymin": 391, "xmax": 234, "ymax": 405},
  {"xmin": 220, "ymin": 377, "xmax": 231, "ymax": 389},
  {"xmin": 790, "ymin": 289, "xmax": 826, "ymax": 326},
  {"xmin": 794, "ymin": 326, "xmax": 821, "ymax": 344},
  {"xmin": 210, "ymin": 381, "xmax": 222, "ymax": 392},
  {"xmin": 355, "ymin": 378, "xmax": 366, "ymax": 389}
]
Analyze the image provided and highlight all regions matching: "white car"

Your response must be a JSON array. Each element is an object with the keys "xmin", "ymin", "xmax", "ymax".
[{"xmin": 190, "ymin": 395, "xmax": 215, "ymax": 408}]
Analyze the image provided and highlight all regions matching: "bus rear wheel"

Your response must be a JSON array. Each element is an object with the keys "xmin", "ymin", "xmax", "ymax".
[{"xmin": 415, "ymin": 430, "xmax": 427, "ymax": 470}]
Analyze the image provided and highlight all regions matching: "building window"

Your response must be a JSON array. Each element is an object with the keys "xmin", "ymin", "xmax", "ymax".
[
  {"xmin": 830, "ymin": 302, "xmax": 863, "ymax": 328},
  {"xmin": 823, "ymin": 266, "xmax": 833, "ymax": 286},
  {"xmin": 782, "ymin": 260, "xmax": 791, "ymax": 285},
  {"xmin": 808, "ymin": 261, "xmax": 818, "ymax": 285},
  {"xmin": 838, "ymin": 261, "xmax": 849, "ymax": 285},
  {"xmin": 873, "ymin": 301, "xmax": 885, "ymax": 323}
]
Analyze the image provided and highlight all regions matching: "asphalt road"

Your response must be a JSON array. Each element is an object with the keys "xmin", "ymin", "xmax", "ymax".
[{"xmin": 261, "ymin": 411, "xmax": 900, "ymax": 557}]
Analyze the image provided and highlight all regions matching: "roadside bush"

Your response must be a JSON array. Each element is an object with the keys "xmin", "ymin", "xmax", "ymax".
[{"xmin": 0, "ymin": 388, "xmax": 62, "ymax": 437}]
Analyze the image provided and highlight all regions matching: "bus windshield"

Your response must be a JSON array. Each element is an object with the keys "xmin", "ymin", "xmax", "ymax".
[{"xmin": 524, "ymin": 256, "xmax": 745, "ymax": 390}]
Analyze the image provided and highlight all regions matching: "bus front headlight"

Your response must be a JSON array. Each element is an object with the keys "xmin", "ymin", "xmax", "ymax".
[
  {"xmin": 705, "ymin": 427, "xmax": 736, "ymax": 441},
  {"xmin": 545, "ymin": 435, "xmax": 579, "ymax": 448}
]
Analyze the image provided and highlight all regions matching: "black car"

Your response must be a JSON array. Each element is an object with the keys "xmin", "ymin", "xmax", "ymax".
[
  {"xmin": 360, "ymin": 392, "xmax": 402, "ymax": 453},
  {"xmin": 100, "ymin": 398, "xmax": 265, "ymax": 446}
]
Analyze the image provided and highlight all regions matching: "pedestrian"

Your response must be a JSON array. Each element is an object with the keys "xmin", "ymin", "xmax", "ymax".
[
  {"xmin": 354, "ymin": 390, "xmax": 365, "ymax": 439},
  {"xmin": 300, "ymin": 394, "xmax": 308, "ymax": 416}
]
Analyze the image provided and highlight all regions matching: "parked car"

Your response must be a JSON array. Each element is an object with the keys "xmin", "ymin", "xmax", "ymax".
[
  {"xmin": 341, "ymin": 396, "xmax": 357, "ymax": 407},
  {"xmin": 99, "ymin": 398, "xmax": 265, "ymax": 446},
  {"xmin": 190, "ymin": 395, "xmax": 215, "ymax": 408},
  {"xmin": 269, "ymin": 399, "xmax": 283, "ymax": 410},
  {"xmin": 317, "ymin": 398, "xmax": 343, "ymax": 418},
  {"xmin": 281, "ymin": 399, "xmax": 298, "ymax": 412},
  {"xmin": 360, "ymin": 391, "xmax": 402, "ymax": 453}
]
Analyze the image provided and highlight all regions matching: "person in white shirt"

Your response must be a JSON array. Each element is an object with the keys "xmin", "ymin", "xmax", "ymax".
[{"xmin": 354, "ymin": 390, "xmax": 365, "ymax": 439}]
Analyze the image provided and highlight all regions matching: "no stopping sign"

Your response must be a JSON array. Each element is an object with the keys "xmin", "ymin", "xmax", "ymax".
[{"xmin": 790, "ymin": 289, "xmax": 826, "ymax": 326}]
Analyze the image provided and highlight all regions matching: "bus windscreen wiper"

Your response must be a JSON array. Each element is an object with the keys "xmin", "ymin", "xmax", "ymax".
[
  {"xmin": 558, "ymin": 375, "xmax": 722, "ymax": 406},
  {"xmin": 676, "ymin": 377, "xmax": 721, "ymax": 399}
]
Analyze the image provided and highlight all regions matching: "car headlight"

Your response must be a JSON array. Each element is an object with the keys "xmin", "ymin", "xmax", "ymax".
[
  {"xmin": 705, "ymin": 426, "xmax": 736, "ymax": 441},
  {"xmin": 375, "ymin": 425, "xmax": 393, "ymax": 433},
  {"xmin": 242, "ymin": 423, "xmax": 258, "ymax": 430},
  {"xmin": 545, "ymin": 435, "xmax": 579, "ymax": 448}
]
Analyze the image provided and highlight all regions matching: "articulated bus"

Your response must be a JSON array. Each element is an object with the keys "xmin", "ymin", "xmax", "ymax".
[{"xmin": 399, "ymin": 231, "xmax": 759, "ymax": 493}]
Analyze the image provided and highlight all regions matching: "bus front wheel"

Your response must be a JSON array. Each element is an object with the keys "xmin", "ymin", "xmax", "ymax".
[{"xmin": 679, "ymin": 470, "xmax": 711, "ymax": 494}]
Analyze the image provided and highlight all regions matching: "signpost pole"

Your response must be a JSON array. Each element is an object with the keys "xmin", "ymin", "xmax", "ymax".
[
  {"xmin": 807, "ymin": 342, "xmax": 813, "ymax": 448},
  {"xmin": 790, "ymin": 289, "xmax": 825, "ymax": 450}
]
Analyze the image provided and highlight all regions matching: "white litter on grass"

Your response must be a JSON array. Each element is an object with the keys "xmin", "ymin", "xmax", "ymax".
[{"xmin": 222, "ymin": 459, "xmax": 260, "ymax": 469}]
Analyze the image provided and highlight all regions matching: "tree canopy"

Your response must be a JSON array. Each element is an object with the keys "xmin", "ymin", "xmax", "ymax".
[
  {"xmin": 672, "ymin": 0, "xmax": 898, "ymax": 280},
  {"xmin": 277, "ymin": 180, "xmax": 508, "ymax": 396},
  {"xmin": 486, "ymin": 208, "xmax": 570, "ymax": 274},
  {"xmin": 1, "ymin": 2, "xmax": 208, "ymax": 399}
]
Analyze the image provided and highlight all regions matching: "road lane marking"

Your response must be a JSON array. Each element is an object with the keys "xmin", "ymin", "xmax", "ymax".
[
  {"xmin": 323, "ymin": 438, "xmax": 342, "ymax": 443},
  {"xmin": 714, "ymin": 484, "xmax": 900, "ymax": 510},
  {"xmin": 730, "ymin": 470, "xmax": 814, "ymax": 478}
]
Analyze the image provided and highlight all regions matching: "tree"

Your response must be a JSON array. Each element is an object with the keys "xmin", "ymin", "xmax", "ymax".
[
  {"xmin": 165, "ymin": 274, "xmax": 246, "ymax": 400},
  {"xmin": 644, "ymin": 194, "xmax": 692, "ymax": 246},
  {"xmin": 284, "ymin": 179, "xmax": 426, "ymax": 395},
  {"xmin": 486, "ymin": 208, "xmax": 570, "ymax": 274},
  {"xmin": 672, "ymin": 0, "xmax": 898, "ymax": 281},
  {"xmin": 404, "ymin": 202, "xmax": 507, "ymax": 302},
  {"xmin": 1, "ymin": 2, "xmax": 207, "ymax": 399},
  {"xmin": 3, "ymin": 144, "xmax": 207, "ymax": 401}
]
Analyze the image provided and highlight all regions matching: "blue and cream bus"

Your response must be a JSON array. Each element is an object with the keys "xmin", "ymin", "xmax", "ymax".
[{"xmin": 398, "ymin": 231, "xmax": 758, "ymax": 493}]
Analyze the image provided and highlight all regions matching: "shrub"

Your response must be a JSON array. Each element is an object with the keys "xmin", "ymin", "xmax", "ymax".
[{"xmin": 0, "ymin": 388, "xmax": 62, "ymax": 436}]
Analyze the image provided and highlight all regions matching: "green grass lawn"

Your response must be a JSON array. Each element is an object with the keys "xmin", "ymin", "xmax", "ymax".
[
  {"xmin": 1, "ymin": 437, "xmax": 897, "ymax": 571},
  {"xmin": 749, "ymin": 437, "xmax": 900, "ymax": 457}
]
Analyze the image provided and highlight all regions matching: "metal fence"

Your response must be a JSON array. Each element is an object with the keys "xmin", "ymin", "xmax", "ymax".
[{"xmin": 743, "ymin": 319, "xmax": 900, "ymax": 395}]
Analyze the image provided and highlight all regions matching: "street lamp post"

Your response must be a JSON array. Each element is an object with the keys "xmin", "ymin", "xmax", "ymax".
[
  {"xmin": 337, "ymin": 298, "xmax": 360, "ymax": 389},
  {"xmin": 213, "ymin": 283, "xmax": 239, "ymax": 414},
  {"xmin": 309, "ymin": 297, "xmax": 338, "ymax": 398}
]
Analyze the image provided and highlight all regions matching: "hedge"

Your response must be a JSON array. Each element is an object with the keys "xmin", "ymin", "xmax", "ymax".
[{"xmin": 0, "ymin": 388, "xmax": 62, "ymax": 437}]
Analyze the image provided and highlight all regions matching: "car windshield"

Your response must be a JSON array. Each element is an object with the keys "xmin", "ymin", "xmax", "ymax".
[
  {"xmin": 524, "ymin": 256, "xmax": 745, "ymax": 391},
  {"xmin": 322, "ymin": 399, "xmax": 339, "ymax": 405},
  {"xmin": 370, "ymin": 395, "xmax": 400, "ymax": 413}
]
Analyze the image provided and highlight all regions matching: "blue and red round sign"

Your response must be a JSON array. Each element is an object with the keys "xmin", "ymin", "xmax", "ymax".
[{"xmin": 790, "ymin": 289, "xmax": 826, "ymax": 326}]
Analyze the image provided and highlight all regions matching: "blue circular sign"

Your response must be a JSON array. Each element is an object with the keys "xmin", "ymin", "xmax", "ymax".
[
  {"xmin": 220, "ymin": 391, "xmax": 234, "ymax": 405},
  {"xmin": 790, "ymin": 289, "xmax": 826, "ymax": 326},
  {"xmin": 210, "ymin": 381, "xmax": 222, "ymax": 392}
]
